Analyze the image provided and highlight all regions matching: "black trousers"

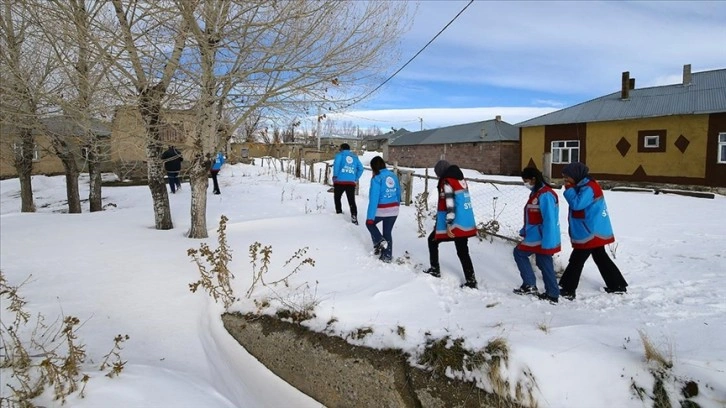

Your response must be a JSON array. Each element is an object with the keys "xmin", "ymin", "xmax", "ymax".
[
  {"xmin": 333, "ymin": 184, "xmax": 357, "ymax": 216},
  {"xmin": 559, "ymin": 246, "xmax": 628, "ymax": 291},
  {"xmin": 428, "ymin": 230, "xmax": 476, "ymax": 283},
  {"xmin": 211, "ymin": 170, "xmax": 220, "ymax": 193}
]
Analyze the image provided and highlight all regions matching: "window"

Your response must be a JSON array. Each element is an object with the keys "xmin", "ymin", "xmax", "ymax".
[
  {"xmin": 644, "ymin": 135, "xmax": 660, "ymax": 148},
  {"xmin": 638, "ymin": 129, "xmax": 666, "ymax": 153},
  {"xmin": 551, "ymin": 140, "xmax": 580, "ymax": 164},
  {"xmin": 12, "ymin": 143, "xmax": 40, "ymax": 161},
  {"xmin": 719, "ymin": 132, "xmax": 726, "ymax": 164}
]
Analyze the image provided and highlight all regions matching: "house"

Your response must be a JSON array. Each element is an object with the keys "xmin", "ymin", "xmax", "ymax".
[
  {"xmin": 516, "ymin": 65, "xmax": 726, "ymax": 188},
  {"xmin": 0, "ymin": 115, "xmax": 112, "ymax": 179},
  {"xmin": 110, "ymin": 106, "xmax": 228, "ymax": 180},
  {"xmin": 362, "ymin": 128, "xmax": 410, "ymax": 160},
  {"xmin": 387, "ymin": 117, "xmax": 520, "ymax": 175}
]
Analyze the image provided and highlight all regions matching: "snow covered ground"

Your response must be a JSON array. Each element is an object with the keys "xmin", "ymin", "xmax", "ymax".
[{"xmin": 1, "ymin": 153, "xmax": 724, "ymax": 407}]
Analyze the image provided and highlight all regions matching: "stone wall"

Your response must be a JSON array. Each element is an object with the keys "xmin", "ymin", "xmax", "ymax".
[
  {"xmin": 388, "ymin": 142, "xmax": 520, "ymax": 176},
  {"xmin": 222, "ymin": 313, "xmax": 524, "ymax": 408}
]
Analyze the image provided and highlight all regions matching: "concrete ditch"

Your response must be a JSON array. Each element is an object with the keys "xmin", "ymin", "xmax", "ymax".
[{"xmin": 222, "ymin": 312, "xmax": 524, "ymax": 408}]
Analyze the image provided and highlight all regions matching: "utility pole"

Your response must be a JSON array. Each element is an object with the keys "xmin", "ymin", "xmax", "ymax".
[
  {"xmin": 317, "ymin": 106, "xmax": 322, "ymax": 151},
  {"xmin": 418, "ymin": 117, "xmax": 423, "ymax": 131}
]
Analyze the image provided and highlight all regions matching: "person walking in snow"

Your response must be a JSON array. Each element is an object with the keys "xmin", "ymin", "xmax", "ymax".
[
  {"xmin": 365, "ymin": 156, "xmax": 401, "ymax": 263},
  {"xmin": 558, "ymin": 162, "xmax": 628, "ymax": 300},
  {"xmin": 423, "ymin": 160, "xmax": 478, "ymax": 289},
  {"xmin": 332, "ymin": 143, "xmax": 364, "ymax": 224},
  {"xmin": 210, "ymin": 151, "xmax": 225, "ymax": 195},
  {"xmin": 161, "ymin": 145, "xmax": 183, "ymax": 194},
  {"xmin": 512, "ymin": 167, "xmax": 561, "ymax": 303}
]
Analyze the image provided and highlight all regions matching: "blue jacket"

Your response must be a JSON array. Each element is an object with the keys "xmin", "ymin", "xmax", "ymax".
[
  {"xmin": 366, "ymin": 168, "xmax": 401, "ymax": 222},
  {"xmin": 333, "ymin": 150, "xmax": 363, "ymax": 185},
  {"xmin": 517, "ymin": 185, "xmax": 561, "ymax": 254},
  {"xmin": 563, "ymin": 177, "xmax": 615, "ymax": 249},
  {"xmin": 434, "ymin": 165, "xmax": 476, "ymax": 240},
  {"xmin": 211, "ymin": 152, "xmax": 225, "ymax": 171}
]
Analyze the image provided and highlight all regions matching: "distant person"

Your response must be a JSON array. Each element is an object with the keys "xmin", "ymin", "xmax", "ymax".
[
  {"xmin": 332, "ymin": 143, "xmax": 363, "ymax": 224},
  {"xmin": 559, "ymin": 162, "xmax": 628, "ymax": 300},
  {"xmin": 210, "ymin": 151, "xmax": 225, "ymax": 195},
  {"xmin": 365, "ymin": 156, "xmax": 401, "ymax": 263},
  {"xmin": 512, "ymin": 167, "xmax": 561, "ymax": 303},
  {"xmin": 423, "ymin": 160, "xmax": 478, "ymax": 289},
  {"xmin": 161, "ymin": 145, "xmax": 183, "ymax": 194}
]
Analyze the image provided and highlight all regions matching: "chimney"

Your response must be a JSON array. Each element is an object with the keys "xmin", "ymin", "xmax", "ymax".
[
  {"xmin": 629, "ymin": 78, "xmax": 635, "ymax": 90},
  {"xmin": 495, "ymin": 115, "xmax": 501, "ymax": 122},
  {"xmin": 621, "ymin": 71, "xmax": 630, "ymax": 99},
  {"xmin": 683, "ymin": 64, "xmax": 692, "ymax": 85}
]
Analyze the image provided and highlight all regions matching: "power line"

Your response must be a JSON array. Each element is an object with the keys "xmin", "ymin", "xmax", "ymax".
[{"xmin": 347, "ymin": 0, "xmax": 475, "ymax": 108}]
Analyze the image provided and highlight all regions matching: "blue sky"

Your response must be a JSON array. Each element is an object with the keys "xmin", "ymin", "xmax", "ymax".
[{"xmin": 325, "ymin": 0, "xmax": 726, "ymax": 131}]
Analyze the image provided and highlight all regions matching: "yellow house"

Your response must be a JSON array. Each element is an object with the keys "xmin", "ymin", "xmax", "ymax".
[
  {"xmin": 517, "ymin": 65, "xmax": 726, "ymax": 188},
  {"xmin": 0, "ymin": 116, "xmax": 112, "ymax": 179}
]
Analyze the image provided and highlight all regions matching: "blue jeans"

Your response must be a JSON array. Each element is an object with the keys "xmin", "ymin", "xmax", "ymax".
[
  {"xmin": 366, "ymin": 216, "xmax": 396, "ymax": 261},
  {"xmin": 513, "ymin": 247, "xmax": 560, "ymax": 297}
]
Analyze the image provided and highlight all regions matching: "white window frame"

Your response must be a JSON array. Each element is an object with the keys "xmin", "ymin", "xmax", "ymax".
[
  {"xmin": 12, "ymin": 143, "xmax": 40, "ymax": 161},
  {"xmin": 551, "ymin": 140, "xmax": 580, "ymax": 164},
  {"xmin": 643, "ymin": 135, "xmax": 660, "ymax": 148},
  {"xmin": 718, "ymin": 132, "xmax": 726, "ymax": 164}
]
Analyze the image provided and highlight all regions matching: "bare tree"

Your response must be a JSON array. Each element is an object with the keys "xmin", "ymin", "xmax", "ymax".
[
  {"xmin": 103, "ymin": 0, "xmax": 188, "ymax": 230},
  {"xmin": 175, "ymin": 0, "xmax": 410, "ymax": 238},
  {"xmin": 32, "ymin": 0, "xmax": 118, "ymax": 213},
  {"xmin": 0, "ymin": 0, "xmax": 58, "ymax": 212}
]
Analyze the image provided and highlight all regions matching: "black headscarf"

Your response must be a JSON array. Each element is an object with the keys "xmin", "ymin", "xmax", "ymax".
[{"xmin": 562, "ymin": 162, "xmax": 589, "ymax": 183}]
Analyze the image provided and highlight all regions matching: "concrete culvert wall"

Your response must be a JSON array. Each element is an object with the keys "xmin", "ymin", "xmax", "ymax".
[{"xmin": 222, "ymin": 312, "xmax": 527, "ymax": 408}]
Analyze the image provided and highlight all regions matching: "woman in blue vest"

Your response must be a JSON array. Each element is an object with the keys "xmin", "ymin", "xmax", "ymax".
[
  {"xmin": 365, "ymin": 156, "xmax": 401, "ymax": 263},
  {"xmin": 423, "ymin": 160, "xmax": 478, "ymax": 289},
  {"xmin": 559, "ymin": 162, "xmax": 628, "ymax": 300},
  {"xmin": 512, "ymin": 167, "xmax": 561, "ymax": 303},
  {"xmin": 210, "ymin": 151, "xmax": 225, "ymax": 195}
]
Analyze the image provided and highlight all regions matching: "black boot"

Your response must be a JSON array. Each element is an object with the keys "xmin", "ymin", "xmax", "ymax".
[
  {"xmin": 423, "ymin": 266, "xmax": 441, "ymax": 278},
  {"xmin": 460, "ymin": 278, "xmax": 478, "ymax": 290}
]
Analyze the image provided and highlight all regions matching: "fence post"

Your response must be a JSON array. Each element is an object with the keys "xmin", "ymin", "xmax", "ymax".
[{"xmin": 398, "ymin": 169, "xmax": 414, "ymax": 206}]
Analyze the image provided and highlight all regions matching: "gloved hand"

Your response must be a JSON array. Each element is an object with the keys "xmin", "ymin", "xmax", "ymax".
[{"xmin": 366, "ymin": 219, "xmax": 374, "ymax": 225}]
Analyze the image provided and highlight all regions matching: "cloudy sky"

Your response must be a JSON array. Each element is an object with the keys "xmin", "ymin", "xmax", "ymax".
[{"xmin": 325, "ymin": 0, "xmax": 726, "ymax": 131}]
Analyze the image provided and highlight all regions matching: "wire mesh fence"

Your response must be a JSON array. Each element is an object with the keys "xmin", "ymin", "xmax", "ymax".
[{"xmin": 255, "ymin": 156, "xmax": 533, "ymax": 243}]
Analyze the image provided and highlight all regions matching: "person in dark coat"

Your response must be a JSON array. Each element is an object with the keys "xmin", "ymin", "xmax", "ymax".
[
  {"xmin": 423, "ymin": 160, "xmax": 478, "ymax": 289},
  {"xmin": 558, "ymin": 162, "xmax": 628, "ymax": 300},
  {"xmin": 161, "ymin": 145, "xmax": 183, "ymax": 193}
]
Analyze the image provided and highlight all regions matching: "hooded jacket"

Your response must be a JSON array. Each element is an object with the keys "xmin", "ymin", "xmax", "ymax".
[
  {"xmin": 365, "ymin": 168, "xmax": 401, "ymax": 222},
  {"xmin": 333, "ymin": 150, "xmax": 363, "ymax": 185},
  {"xmin": 563, "ymin": 177, "xmax": 615, "ymax": 249},
  {"xmin": 161, "ymin": 147, "xmax": 183, "ymax": 172},
  {"xmin": 517, "ymin": 184, "xmax": 561, "ymax": 254},
  {"xmin": 434, "ymin": 165, "xmax": 476, "ymax": 240}
]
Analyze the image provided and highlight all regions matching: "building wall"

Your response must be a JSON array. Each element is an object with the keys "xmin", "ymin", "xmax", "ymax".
[
  {"xmin": 586, "ymin": 115, "xmax": 709, "ymax": 180},
  {"xmin": 520, "ymin": 127, "xmax": 546, "ymax": 169},
  {"xmin": 388, "ymin": 142, "xmax": 520, "ymax": 175}
]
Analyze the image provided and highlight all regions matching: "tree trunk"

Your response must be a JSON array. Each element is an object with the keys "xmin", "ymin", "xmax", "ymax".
[
  {"xmin": 187, "ymin": 155, "xmax": 209, "ymax": 238},
  {"xmin": 88, "ymin": 145, "xmax": 103, "ymax": 212},
  {"xmin": 16, "ymin": 131, "xmax": 36, "ymax": 212},
  {"xmin": 59, "ymin": 154, "xmax": 81, "ymax": 214},
  {"xmin": 147, "ymin": 153, "xmax": 173, "ymax": 229},
  {"xmin": 139, "ymin": 88, "xmax": 173, "ymax": 230}
]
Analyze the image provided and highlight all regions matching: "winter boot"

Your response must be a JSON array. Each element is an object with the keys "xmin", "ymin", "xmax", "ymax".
[
  {"xmin": 603, "ymin": 286, "xmax": 627, "ymax": 294},
  {"xmin": 423, "ymin": 266, "xmax": 441, "ymax": 278},
  {"xmin": 374, "ymin": 240, "xmax": 388, "ymax": 256},
  {"xmin": 537, "ymin": 293, "xmax": 558, "ymax": 304},
  {"xmin": 460, "ymin": 278, "xmax": 478, "ymax": 290},
  {"xmin": 513, "ymin": 285, "xmax": 538, "ymax": 296},
  {"xmin": 351, "ymin": 215, "xmax": 358, "ymax": 225}
]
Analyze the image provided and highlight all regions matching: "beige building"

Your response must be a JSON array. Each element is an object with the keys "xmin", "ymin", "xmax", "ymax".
[{"xmin": 0, "ymin": 116, "xmax": 112, "ymax": 179}]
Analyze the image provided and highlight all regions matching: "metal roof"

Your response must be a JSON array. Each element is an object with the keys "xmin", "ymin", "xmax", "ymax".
[
  {"xmin": 41, "ymin": 115, "xmax": 112, "ymax": 137},
  {"xmin": 389, "ymin": 119, "xmax": 518, "ymax": 146},
  {"xmin": 516, "ymin": 68, "xmax": 726, "ymax": 127}
]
